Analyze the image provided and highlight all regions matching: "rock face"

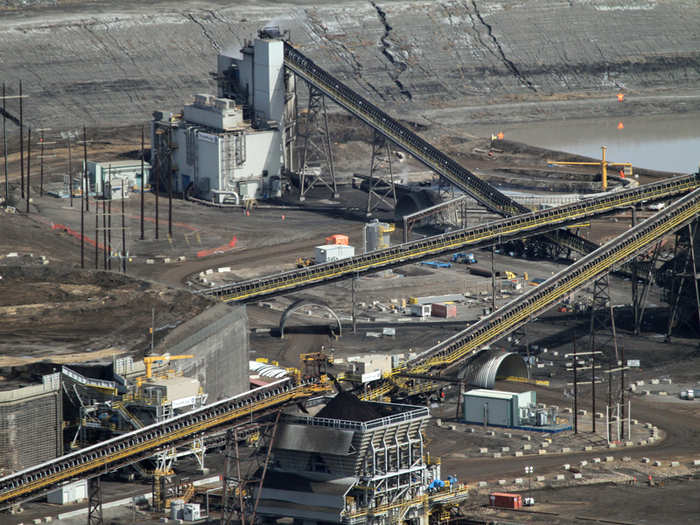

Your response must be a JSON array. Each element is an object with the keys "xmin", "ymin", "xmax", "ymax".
[{"xmin": 1, "ymin": 0, "xmax": 699, "ymax": 130}]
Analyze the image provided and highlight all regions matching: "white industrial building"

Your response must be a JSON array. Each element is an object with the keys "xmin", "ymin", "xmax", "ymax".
[
  {"xmin": 87, "ymin": 160, "xmax": 151, "ymax": 199},
  {"xmin": 152, "ymin": 36, "xmax": 295, "ymax": 203},
  {"xmin": 462, "ymin": 389, "xmax": 536, "ymax": 428}
]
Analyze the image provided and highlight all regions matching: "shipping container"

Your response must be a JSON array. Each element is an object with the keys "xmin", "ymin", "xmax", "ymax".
[
  {"xmin": 325, "ymin": 234, "xmax": 349, "ymax": 245},
  {"xmin": 315, "ymin": 244, "xmax": 355, "ymax": 263},
  {"xmin": 489, "ymin": 492, "xmax": 522, "ymax": 509},
  {"xmin": 431, "ymin": 303, "xmax": 457, "ymax": 318}
]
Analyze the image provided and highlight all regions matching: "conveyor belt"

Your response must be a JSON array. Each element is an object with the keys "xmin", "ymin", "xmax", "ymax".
[
  {"xmin": 0, "ymin": 378, "xmax": 328, "ymax": 510},
  {"xmin": 284, "ymin": 43, "xmax": 524, "ymax": 216},
  {"xmin": 284, "ymin": 43, "xmax": 596, "ymax": 257},
  {"xmin": 204, "ymin": 174, "xmax": 698, "ymax": 302},
  {"xmin": 407, "ymin": 188, "xmax": 700, "ymax": 375}
]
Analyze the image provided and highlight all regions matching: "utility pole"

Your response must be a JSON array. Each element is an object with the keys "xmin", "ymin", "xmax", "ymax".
[
  {"xmin": 607, "ymin": 360, "xmax": 613, "ymax": 442},
  {"xmin": 154, "ymin": 151, "xmax": 159, "ymax": 239},
  {"xmin": 107, "ymin": 166, "xmax": 112, "ymax": 270},
  {"xmin": 573, "ymin": 338, "xmax": 578, "ymax": 434},
  {"xmin": 140, "ymin": 126, "xmax": 145, "ymax": 240},
  {"xmin": 25, "ymin": 127, "xmax": 30, "ymax": 214},
  {"xmin": 491, "ymin": 247, "xmax": 496, "ymax": 313},
  {"xmin": 121, "ymin": 184, "xmax": 126, "ymax": 273},
  {"xmin": 39, "ymin": 129, "xmax": 44, "ymax": 197},
  {"xmin": 83, "ymin": 126, "xmax": 89, "ymax": 212},
  {"xmin": 80, "ymin": 135, "xmax": 85, "ymax": 269},
  {"xmin": 167, "ymin": 157, "xmax": 173, "ymax": 238},
  {"xmin": 19, "ymin": 80, "xmax": 24, "ymax": 199},
  {"xmin": 67, "ymin": 136, "xmax": 73, "ymax": 207},
  {"xmin": 102, "ymin": 191, "xmax": 108, "ymax": 269},
  {"xmin": 352, "ymin": 274, "xmax": 357, "ymax": 334},
  {"xmin": 2, "ymin": 83, "xmax": 8, "ymax": 204},
  {"xmin": 95, "ymin": 198, "xmax": 99, "ymax": 269},
  {"xmin": 620, "ymin": 344, "xmax": 625, "ymax": 441},
  {"xmin": 591, "ymin": 348, "xmax": 596, "ymax": 433}
]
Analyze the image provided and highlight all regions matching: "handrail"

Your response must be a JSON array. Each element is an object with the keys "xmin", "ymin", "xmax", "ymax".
[{"xmin": 203, "ymin": 174, "xmax": 698, "ymax": 302}]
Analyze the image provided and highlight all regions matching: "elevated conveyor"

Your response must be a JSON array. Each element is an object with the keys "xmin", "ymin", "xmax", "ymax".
[
  {"xmin": 4, "ymin": 181, "xmax": 698, "ymax": 506},
  {"xmin": 406, "ymin": 187, "xmax": 700, "ymax": 375},
  {"xmin": 284, "ymin": 43, "xmax": 523, "ymax": 216},
  {"xmin": 283, "ymin": 43, "xmax": 597, "ymax": 257},
  {"xmin": 0, "ymin": 378, "xmax": 327, "ymax": 510},
  {"xmin": 204, "ymin": 174, "xmax": 698, "ymax": 302}
]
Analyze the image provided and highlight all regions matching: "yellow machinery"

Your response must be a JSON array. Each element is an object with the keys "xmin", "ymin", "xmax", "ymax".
[
  {"xmin": 143, "ymin": 354, "xmax": 194, "ymax": 379},
  {"xmin": 548, "ymin": 145, "xmax": 633, "ymax": 191}
]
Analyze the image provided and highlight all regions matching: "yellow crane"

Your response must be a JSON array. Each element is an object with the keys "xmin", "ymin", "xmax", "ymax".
[
  {"xmin": 143, "ymin": 354, "xmax": 194, "ymax": 379},
  {"xmin": 548, "ymin": 146, "xmax": 633, "ymax": 191}
]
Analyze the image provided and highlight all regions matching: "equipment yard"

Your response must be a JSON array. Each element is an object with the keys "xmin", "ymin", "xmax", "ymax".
[{"xmin": 1, "ymin": 1, "xmax": 700, "ymax": 524}]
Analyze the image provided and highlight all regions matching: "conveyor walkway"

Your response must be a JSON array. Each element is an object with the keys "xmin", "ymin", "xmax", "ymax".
[
  {"xmin": 204, "ymin": 174, "xmax": 698, "ymax": 302},
  {"xmin": 284, "ymin": 43, "xmax": 597, "ymax": 257},
  {"xmin": 0, "ymin": 378, "xmax": 327, "ymax": 510},
  {"xmin": 407, "ymin": 187, "xmax": 700, "ymax": 375},
  {"xmin": 2, "ymin": 186, "xmax": 697, "ymax": 507}
]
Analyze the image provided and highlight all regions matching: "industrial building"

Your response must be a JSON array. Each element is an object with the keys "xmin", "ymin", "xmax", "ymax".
[
  {"xmin": 152, "ymin": 36, "xmax": 295, "ymax": 203},
  {"xmin": 86, "ymin": 160, "xmax": 151, "ymax": 199},
  {"xmin": 462, "ymin": 389, "xmax": 536, "ymax": 428},
  {"xmin": 255, "ymin": 393, "xmax": 451, "ymax": 524},
  {"xmin": 0, "ymin": 373, "xmax": 62, "ymax": 472}
]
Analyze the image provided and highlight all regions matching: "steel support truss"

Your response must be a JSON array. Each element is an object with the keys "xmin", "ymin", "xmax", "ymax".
[
  {"xmin": 366, "ymin": 130, "xmax": 397, "ymax": 216},
  {"xmin": 221, "ymin": 411, "xmax": 282, "ymax": 525},
  {"xmin": 298, "ymin": 85, "xmax": 338, "ymax": 201},
  {"xmin": 87, "ymin": 477, "xmax": 103, "ymax": 525},
  {"xmin": 589, "ymin": 274, "xmax": 619, "ymax": 364},
  {"xmin": 665, "ymin": 220, "xmax": 700, "ymax": 340}
]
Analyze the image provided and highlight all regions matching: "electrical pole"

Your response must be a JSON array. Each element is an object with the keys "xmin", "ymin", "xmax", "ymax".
[
  {"xmin": 83, "ymin": 126, "xmax": 89, "ymax": 212},
  {"xmin": 573, "ymin": 338, "xmax": 578, "ymax": 434},
  {"xmin": 19, "ymin": 80, "xmax": 24, "ymax": 199},
  {"xmin": 167, "ymin": 156, "xmax": 173, "ymax": 238},
  {"xmin": 2, "ymin": 83, "xmax": 8, "ymax": 204},
  {"xmin": 491, "ymin": 247, "xmax": 496, "ymax": 313},
  {"xmin": 121, "ymin": 183, "xmax": 126, "ymax": 273},
  {"xmin": 608, "ymin": 360, "xmax": 613, "ymax": 442},
  {"xmin": 67, "ymin": 136, "xmax": 73, "ymax": 207},
  {"xmin": 140, "ymin": 126, "xmax": 145, "ymax": 240},
  {"xmin": 80, "ymin": 135, "xmax": 85, "ymax": 269},
  {"xmin": 154, "ymin": 151, "xmax": 159, "ymax": 239},
  {"xmin": 25, "ymin": 127, "xmax": 30, "ymax": 214},
  {"xmin": 592, "ymin": 348, "xmax": 596, "ymax": 434},
  {"xmin": 107, "ymin": 166, "xmax": 112, "ymax": 270},
  {"xmin": 102, "ymin": 190, "xmax": 107, "ymax": 269},
  {"xmin": 39, "ymin": 129, "xmax": 44, "ymax": 197},
  {"xmin": 620, "ymin": 344, "xmax": 625, "ymax": 441},
  {"xmin": 95, "ymin": 198, "xmax": 99, "ymax": 269}
]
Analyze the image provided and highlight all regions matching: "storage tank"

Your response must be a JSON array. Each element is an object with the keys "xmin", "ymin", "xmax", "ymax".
[{"xmin": 364, "ymin": 220, "xmax": 394, "ymax": 252}]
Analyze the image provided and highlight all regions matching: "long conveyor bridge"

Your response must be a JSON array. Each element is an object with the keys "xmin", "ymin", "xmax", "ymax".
[
  {"xmin": 406, "ymin": 187, "xmax": 700, "ymax": 375},
  {"xmin": 284, "ymin": 43, "xmax": 597, "ymax": 257},
  {"xmin": 204, "ymin": 173, "xmax": 698, "ymax": 302},
  {"xmin": 3, "ymin": 188, "xmax": 698, "ymax": 508},
  {"xmin": 0, "ymin": 378, "xmax": 326, "ymax": 510}
]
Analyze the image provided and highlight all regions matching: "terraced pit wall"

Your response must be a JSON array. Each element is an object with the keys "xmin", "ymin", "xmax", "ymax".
[{"xmin": 0, "ymin": 1, "xmax": 699, "ymax": 132}]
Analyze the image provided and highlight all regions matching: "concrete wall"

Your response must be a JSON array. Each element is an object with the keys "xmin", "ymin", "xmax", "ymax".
[
  {"xmin": 0, "ymin": 373, "xmax": 63, "ymax": 471},
  {"xmin": 158, "ymin": 303, "xmax": 249, "ymax": 401}
]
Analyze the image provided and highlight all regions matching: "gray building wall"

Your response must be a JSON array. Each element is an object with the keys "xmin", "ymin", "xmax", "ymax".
[
  {"xmin": 158, "ymin": 303, "xmax": 249, "ymax": 401},
  {"xmin": 463, "ymin": 394, "xmax": 513, "ymax": 427},
  {"xmin": 0, "ymin": 374, "xmax": 63, "ymax": 471}
]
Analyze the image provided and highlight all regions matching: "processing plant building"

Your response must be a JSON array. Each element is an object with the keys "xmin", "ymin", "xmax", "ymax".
[{"xmin": 152, "ymin": 37, "xmax": 295, "ymax": 204}]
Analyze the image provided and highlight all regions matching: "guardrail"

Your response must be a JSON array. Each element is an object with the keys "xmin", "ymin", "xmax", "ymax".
[{"xmin": 203, "ymin": 174, "xmax": 698, "ymax": 302}]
